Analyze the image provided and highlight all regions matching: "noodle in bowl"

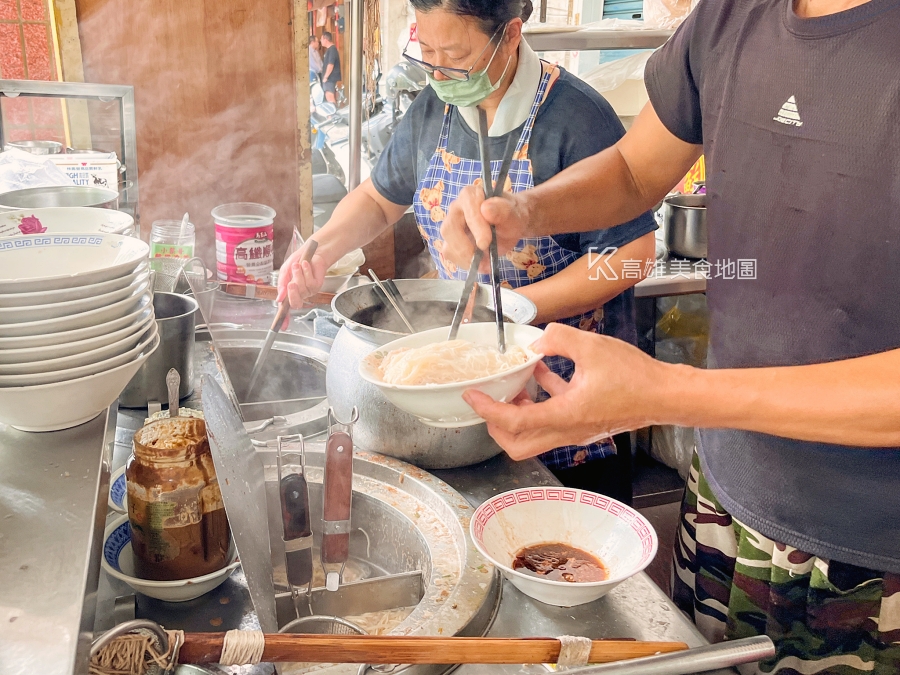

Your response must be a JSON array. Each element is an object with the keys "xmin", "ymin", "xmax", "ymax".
[{"xmin": 358, "ymin": 322, "xmax": 545, "ymax": 428}]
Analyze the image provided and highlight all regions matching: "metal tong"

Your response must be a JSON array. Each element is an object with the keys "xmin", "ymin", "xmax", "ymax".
[
  {"xmin": 275, "ymin": 434, "xmax": 314, "ymax": 619},
  {"xmin": 448, "ymin": 108, "xmax": 516, "ymax": 350},
  {"xmin": 246, "ymin": 240, "xmax": 319, "ymax": 399},
  {"xmin": 322, "ymin": 406, "xmax": 358, "ymax": 592}
]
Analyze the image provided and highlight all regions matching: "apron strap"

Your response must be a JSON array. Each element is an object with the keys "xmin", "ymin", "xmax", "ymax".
[
  {"xmin": 435, "ymin": 103, "xmax": 453, "ymax": 153},
  {"xmin": 515, "ymin": 63, "xmax": 558, "ymax": 156}
]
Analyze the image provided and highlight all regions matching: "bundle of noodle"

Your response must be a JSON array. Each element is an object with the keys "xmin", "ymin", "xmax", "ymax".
[{"xmin": 375, "ymin": 339, "xmax": 531, "ymax": 386}]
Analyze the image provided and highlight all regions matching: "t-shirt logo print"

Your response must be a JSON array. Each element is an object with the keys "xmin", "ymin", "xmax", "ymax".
[{"xmin": 773, "ymin": 95, "xmax": 803, "ymax": 127}]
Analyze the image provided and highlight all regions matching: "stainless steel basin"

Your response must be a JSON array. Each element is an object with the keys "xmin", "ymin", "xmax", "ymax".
[
  {"xmin": 257, "ymin": 441, "xmax": 501, "ymax": 675},
  {"xmin": 197, "ymin": 328, "xmax": 332, "ymax": 440}
]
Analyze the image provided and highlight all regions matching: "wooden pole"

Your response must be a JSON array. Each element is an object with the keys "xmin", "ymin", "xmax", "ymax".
[
  {"xmin": 292, "ymin": 0, "xmax": 315, "ymax": 244},
  {"xmin": 178, "ymin": 634, "xmax": 689, "ymax": 666}
]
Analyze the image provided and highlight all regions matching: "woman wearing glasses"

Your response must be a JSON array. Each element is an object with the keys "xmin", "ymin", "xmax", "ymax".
[{"xmin": 279, "ymin": 0, "xmax": 657, "ymax": 500}]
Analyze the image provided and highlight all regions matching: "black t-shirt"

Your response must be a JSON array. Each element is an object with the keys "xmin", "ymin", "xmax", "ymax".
[
  {"xmin": 646, "ymin": 0, "xmax": 900, "ymax": 571},
  {"xmin": 323, "ymin": 45, "xmax": 341, "ymax": 82}
]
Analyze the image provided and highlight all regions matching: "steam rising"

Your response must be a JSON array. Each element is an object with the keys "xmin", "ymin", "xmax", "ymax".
[{"xmin": 76, "ymin": 0, "xmax": 302, "ymax": 266}]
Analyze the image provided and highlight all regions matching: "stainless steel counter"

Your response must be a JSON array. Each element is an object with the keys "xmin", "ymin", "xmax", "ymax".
[
  {"xmin": 635, "ymin": 258, "xmax": 708, "ymax": 299},
  {"xmin": 96, "ymin": 446, "xmax": 718, "ymax": 675},
  {"xmin": 0, "ymin": 408, "xmax": 116, "ymax": 675},
  {"xmin": 4, "ymin": 293, "xmax": 719, "ymax": 675}
]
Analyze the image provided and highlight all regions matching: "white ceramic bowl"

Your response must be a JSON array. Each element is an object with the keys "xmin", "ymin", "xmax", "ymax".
[
  {"xmin": 0, "ymin": 207, "xmax": 135, "ymax": 238},
  {"xmin": 0, "ymin": 268, "xmax": 149, "ymax": 324},
  {"xmin": 358, "ymin": 322, "xmax": 545, "ymax": 428},
  {"xmin": 0, "ymin": 308, "xmax": 153, "ymax": 364},
  {"xmin": 471, "ymin": 487, "xmax": 658, "ymax": 607},
  {"xmin": 321, "ymin": 268, "xmax": 358, "ymax": 293},
  {"xmin": 0, "ymin": 323, "xmax": 157, "ymax": 386},
  {"xmin": 0, "ymin": 295, "xmax": 152, "ymax": 350},
  {"xmin": 0, "ymin": 261, "xmax": 148, "ymax": 308},
  {"xmin": 0, "ymin": 332, "xmax": 159, "ymax": 431},
  {"xmin": 0, "ymin": 313, "xmax": 154, "ymax": 374},
  {"xmin": 102, "ymin": 515, "xmax": 239, "ymax": 602},
  {"xmin": 0, "ymin": 285, "xmax": 149, "ymax": 338},
  {"xmin": 0, "ymin": 233, "xmax": 148, "ymax": 293},
  {"xmin": 329, "ymin": 248, "xmax": 365, "ymax": 275}
]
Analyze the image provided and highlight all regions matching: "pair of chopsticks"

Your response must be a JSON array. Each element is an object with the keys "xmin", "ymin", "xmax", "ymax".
[{"xmin": 447, "ymin": 108, "xmax": 516, "ymax": 351}]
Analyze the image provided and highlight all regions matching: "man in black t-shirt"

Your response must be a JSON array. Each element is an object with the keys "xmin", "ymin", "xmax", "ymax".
[
  {"xmin": 439, "ymin": 0, "xmax": 900, "ymax": 671},
  {"xmin": 321, "ymin": 31, "xmax": 341, "ymax": 103}
]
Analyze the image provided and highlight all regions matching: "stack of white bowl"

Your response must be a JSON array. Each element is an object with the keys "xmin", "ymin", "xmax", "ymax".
[
  {"xmin": 0, "ymin": 233, "xmax": 158, "ymax": 432},
  {"xmin": 0, "ymin": 206, "xmax": 136, "ymax": 239}
]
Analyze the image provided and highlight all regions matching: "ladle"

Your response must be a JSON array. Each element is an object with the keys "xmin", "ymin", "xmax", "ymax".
[{"xmin": 246, "ymin": 241, "xmax": 318, "ymax": 399}]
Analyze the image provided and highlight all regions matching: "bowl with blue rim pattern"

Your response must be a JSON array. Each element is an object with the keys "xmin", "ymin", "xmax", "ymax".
[
  {"xmin": 101, "ymin": 514, "xmax": 239, "ymax": 602},
  {"xmin": 108, "ymin": 466, "xmax": 127, "ymax": 514}
]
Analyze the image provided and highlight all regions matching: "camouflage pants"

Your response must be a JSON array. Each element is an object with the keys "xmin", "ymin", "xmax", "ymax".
[{"xmin": 672, "ymin": 451, "xmax": 900, "ymax": 675}]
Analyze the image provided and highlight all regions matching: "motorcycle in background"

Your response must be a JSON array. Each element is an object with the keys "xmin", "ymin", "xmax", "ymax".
[{"xmin": 311, "ymin": 61, "xmax": 426, "ymax": 231}]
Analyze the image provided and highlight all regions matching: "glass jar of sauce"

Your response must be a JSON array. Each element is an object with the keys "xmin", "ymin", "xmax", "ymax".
[{"xmin": 126, "ymin": 417, "xmax": 230, "ymax": 581}]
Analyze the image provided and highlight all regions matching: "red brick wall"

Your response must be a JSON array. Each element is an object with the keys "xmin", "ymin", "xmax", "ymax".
[{"xmin": 0, "ymin": 0, "xmax": 66, "ymax": 144}]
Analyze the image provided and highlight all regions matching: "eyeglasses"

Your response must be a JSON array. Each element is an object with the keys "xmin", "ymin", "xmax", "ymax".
[{"xmin": 402, "ymin": 24, "xmax": 507, "ymax": 82}]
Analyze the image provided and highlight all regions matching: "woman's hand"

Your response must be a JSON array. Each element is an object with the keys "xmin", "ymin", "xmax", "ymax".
[
  {"xmin": 462, "ymin": 323, "xmax": 679, "ymax": 460},
  {"xmin": 277, "ymin": 240, "xmax": 329, "ymax": 308},
  {"xmin": 440, "ymin": 185, "xmax": 532, "ymax": 270}
]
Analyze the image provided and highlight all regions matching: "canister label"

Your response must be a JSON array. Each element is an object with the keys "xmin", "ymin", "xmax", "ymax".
[{"xmin": 215, "ymin": 224, "xmax": 274, "ymax": 284}]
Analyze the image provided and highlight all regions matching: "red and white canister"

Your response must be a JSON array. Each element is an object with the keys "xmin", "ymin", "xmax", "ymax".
[{"xmin": 212, "ymin": 202, "xmax": 276, "ymax": 285}]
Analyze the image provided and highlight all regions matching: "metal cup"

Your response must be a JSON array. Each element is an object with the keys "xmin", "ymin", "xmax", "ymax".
[{"xmin": 119, "ymin": 293, "xmax": 198, "ymax": 408}]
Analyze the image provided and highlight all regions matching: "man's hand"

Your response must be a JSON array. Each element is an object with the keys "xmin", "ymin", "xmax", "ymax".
[
  {"xmin": 440, "ymin": 185, "xmax": 531, "ymax": 269},
  {"xmin": 277, "ymin": 239, "xmax": 329, "ymax": 308},
  {"xmin": 463, "ymin": 324, "xmax": 676, "ymax": 459}
]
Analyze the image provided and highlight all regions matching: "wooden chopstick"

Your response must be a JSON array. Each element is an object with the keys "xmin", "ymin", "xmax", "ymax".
[{"xmin": 178, "ymin": 634, "xmax": 688, "ymax": 665}]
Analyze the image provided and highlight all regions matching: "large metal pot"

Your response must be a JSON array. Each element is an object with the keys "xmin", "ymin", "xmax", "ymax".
[
  {"xmin": 327, "ymin": 279, "xmax": 537, "ymax": 470},
  {"xmin": 4, "ymin": 140, "xmax": 63, "ymax": 155},
  {"xmin": 120, "ymin": 293, "xmax": 198, "ymax": 407},
  {"xmin": 664, "ymin": 193, "xmax": 707, "ymax": 259},
  {"xmin": 0, "ymin": 185, "xmax": 119, "ymax": 212}
]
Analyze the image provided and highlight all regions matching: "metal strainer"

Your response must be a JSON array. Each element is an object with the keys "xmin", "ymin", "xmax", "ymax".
[{"xmin": 280, "ymin": 614, "xmax": 366, "ymax": 636}]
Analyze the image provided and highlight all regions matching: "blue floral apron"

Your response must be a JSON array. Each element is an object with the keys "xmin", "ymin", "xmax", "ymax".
[{"xmin": 412, "ymin": 63, "xmax": 616, "ymax": 470}]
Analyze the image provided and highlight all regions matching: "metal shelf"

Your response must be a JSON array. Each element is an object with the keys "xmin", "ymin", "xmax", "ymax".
[
  {"xmin": 524, "ymin": 27, "xmax": 673, "ymax": 51},
  {"xmin": 0, "ymin": 79, "xmax": 141, "ymax": 224}
]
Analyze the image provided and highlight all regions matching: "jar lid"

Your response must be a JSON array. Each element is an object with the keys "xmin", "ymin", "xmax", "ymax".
[{"xmin": 211, "ymin": 202, "xmax": 276, "ymax": 227}]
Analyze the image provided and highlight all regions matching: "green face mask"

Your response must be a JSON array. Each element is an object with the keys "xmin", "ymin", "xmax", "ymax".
[{"xmin": 427, "ymin": 38, "xmax": 512, "ymax": 108}]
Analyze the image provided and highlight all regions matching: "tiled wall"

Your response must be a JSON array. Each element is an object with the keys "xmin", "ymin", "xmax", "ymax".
[{"xmin": 0, "ymin": 0, "xmax": 66, "ymax": 143}]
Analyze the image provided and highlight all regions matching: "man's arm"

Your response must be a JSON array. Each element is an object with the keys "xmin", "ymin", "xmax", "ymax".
[
  {"xmin": 323, "ymin": 62, "xmax": 335, "ymax": 81},
  {"xmin": 440, "ymin": 102, "xmax": 702, "ymax": 266},
  {"xmin": 463, "ymin": 325, "xmax": 900, "ymax": 459}
]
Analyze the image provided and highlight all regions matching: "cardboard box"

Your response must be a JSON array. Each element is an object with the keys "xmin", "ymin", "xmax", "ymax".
[{"xmin": 49, "ymin": 152, "xmax": 119, "ymax": 192}]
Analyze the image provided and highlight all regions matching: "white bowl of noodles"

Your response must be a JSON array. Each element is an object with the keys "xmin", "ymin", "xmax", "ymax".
[{"xmin": 359, "ymin": 322, "xmax": 545, "ymax": 428}]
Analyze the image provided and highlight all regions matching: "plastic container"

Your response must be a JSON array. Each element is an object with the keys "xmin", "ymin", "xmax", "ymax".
[
  {"xmin": 212, "ymin": 202, "xmax": 276, "ymax": 285},
  {"xmin": 149, "ymin": 219, "xmax": 195, "ymax": 276}
]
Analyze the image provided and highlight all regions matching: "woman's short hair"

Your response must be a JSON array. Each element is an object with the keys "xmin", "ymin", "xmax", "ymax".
[{"xmin": 409, "ymin": 0, "xmax": 534, "ymax": 36}]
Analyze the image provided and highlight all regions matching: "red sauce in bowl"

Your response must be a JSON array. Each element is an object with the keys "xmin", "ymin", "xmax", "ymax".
[{"xmin": 513, "ymin": 542, "xmax": 609, "ymax": 583}]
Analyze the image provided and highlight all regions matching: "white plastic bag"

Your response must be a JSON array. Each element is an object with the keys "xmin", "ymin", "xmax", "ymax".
[
  {"xmin": 581, "ymin": 50, "xmax": 652, "ymax": 95},
  {"xmin": 643, "ymin": 0, "xmax": 693, "ymax": 29},
  {"xmin": 0, "ymin": 148, "xmax": 75, "ymax": 195},
  {"xmin": 580, "ymin": 51, "xmax": 653, "ymax": 118}
]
